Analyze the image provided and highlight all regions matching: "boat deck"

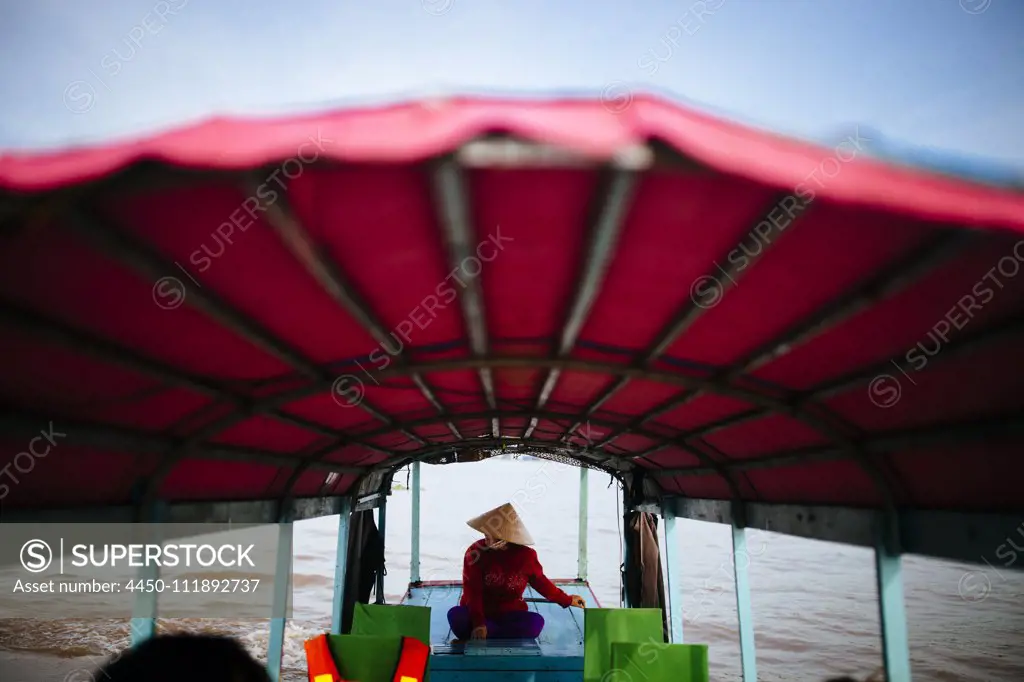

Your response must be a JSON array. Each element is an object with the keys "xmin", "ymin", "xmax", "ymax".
[{"xmin": 401, "ymin": 579, "xmax": 598, "ymax": 680}]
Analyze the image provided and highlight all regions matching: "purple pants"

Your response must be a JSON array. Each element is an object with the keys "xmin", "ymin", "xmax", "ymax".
[{"xmin": 447, "ymin": 605, "xmax": 545, "ymax": 640}]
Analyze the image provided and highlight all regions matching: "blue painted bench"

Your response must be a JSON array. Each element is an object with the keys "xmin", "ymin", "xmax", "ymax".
[{"xmin": 401, "ymin": 579, "xmax": 596, "ymax": 682}]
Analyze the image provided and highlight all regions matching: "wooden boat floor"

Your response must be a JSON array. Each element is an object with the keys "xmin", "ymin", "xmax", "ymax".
[{"xmin": 401, "ymin": 579, "xmax": 596, "ymax": 660}]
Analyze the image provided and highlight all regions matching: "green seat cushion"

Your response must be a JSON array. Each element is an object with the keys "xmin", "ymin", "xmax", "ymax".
[
  {"xmin": 347, "ymin": 605, "xmax": 432, "ymax": 682},
  {"xmin": 351, "ymin": 603, "xmax": 432, "ymax": 644},
  {"xmin": 609, "ymin": 641, "xmax": 710, "ymax": 682},
  {"xmin": 583, "ymin": 608, "xmax": 665, "ymax": 682},
  {"xmin": 324, "ymin": 634, "xmax": 405, "ymax": 682}
]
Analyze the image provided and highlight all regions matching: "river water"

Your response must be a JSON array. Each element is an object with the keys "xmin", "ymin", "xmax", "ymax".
[{"xmin": 0, "ymin": 457, "xmax": 1022, "ymax": 681}]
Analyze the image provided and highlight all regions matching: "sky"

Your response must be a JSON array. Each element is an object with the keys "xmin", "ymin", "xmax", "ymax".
[{"xmin": 0, "ymin": 0, "xmax": 1022, "ymax": 165}]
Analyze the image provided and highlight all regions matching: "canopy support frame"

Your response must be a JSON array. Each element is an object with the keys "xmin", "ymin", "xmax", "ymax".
[
  {"xmin": 875, "ymin": 511, "xmax": 912, "ymax": 682},
  {"xmin": 250, "ymin": 173, "xmax": 448, "ymax": 443},
  {"xmin": 330, "ymin": 497, "xmax": 353, "ymax": 634},
  {"xmin": 266, "ymin": 505, "xmax": 294, "ymax": 682},
  {"xmin": 375, "ymin": 493, "xmax": 388, "ymax": 604},
  {"xmin": 527, "ymin": 165, "xmax": 639, "ymax": 441},
  {"xmin": 431, "ymin": 156, "xmax": 500, "ymax": 437},
  {"xmin": 577, "ymin": 465, "xmax": 589, "ymax": 581},
  {"xmin": 411, "ymin": 461, "xmax": 422, "ymax": 584},
  {"xmin": 592, "ymin": 191, "xmax": 804, "ymax": 452},
  {"xmin": 129, "ymin": 500, "xmax": 166, "ymax": 646},
  {"xmin": 55, "ymin": 203, "xmax": 419, "ymax": 503},
  {"xmin": 662, "ymin": 502, "xmax": 684, "ymax": 643},
  {"xmin": 731, "ymin": 501, "xmax": 758, "ymax": 682}
]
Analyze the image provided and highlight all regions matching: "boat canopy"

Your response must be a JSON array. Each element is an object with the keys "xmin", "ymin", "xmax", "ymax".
[{"xmin": 1, "ymin": 94, "xmax": 1023, "ymax": 518}]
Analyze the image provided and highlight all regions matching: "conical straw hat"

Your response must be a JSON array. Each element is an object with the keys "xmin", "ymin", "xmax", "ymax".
[{"xmin": 466, "ymin": 502, "xmax": 535, "ymax": 546}]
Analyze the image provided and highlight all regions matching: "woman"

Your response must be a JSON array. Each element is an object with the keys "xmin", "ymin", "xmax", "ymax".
[{"xmin": 447, "ymin": 502, "xmax": 586, "ymax": 641}]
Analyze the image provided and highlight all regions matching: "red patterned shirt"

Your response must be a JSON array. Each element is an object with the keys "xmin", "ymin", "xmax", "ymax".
[{"xmin": 459, "ymin": 539, "xmax": 573, "ymax": 627}]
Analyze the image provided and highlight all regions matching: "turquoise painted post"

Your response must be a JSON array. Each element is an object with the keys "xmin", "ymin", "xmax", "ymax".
[
  {"xmin": 130, "ymin": 501, "xmax": 165, "ymax": 646},
  {"xmin": 331, "ymin": 498, "xmax": 353, "ymax": 634},
  {"xmin": 375, "ymin": 494, "xmax": 387, "ymax": 604},
  {"xmin": 663, "ymin": 505, "xmax": 683, "ymax": 643},
  {"xmin": 411, "ymin": 462, "xmax": 421, "ymax": 583},
  {"xmin": 130, "ymin": 561, "xmax": 160, "ymax": 645},
  {"xmin": 578, "ymin": 466, "xmax": 589, "ymax": 581},
  {"xmin": 267, "ymin": 512, "xmax": 294, "ymax": 682},
  {"xmin": 732, "ymin": 522, "xmax": 758, "ymax": 682},
  {"xmin": 876, "ymin": 521, "xmax": 912, "ymax": 682}
]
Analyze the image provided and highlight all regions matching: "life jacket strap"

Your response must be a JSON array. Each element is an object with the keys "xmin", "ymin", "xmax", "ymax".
[
  {"xmin": 305, "ymin": 633, "xmax": 346, "ymax": 682},
  {"xmin": 306, "ymin": 632, "xmax": 428, "ymax": 682},
  {"xmin": 391, "ymin": 636, "xmax": 430, "ymax": 682}
]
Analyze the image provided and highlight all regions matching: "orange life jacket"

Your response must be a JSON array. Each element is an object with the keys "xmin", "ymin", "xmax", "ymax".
[{"xmin": 304, "ymin": 633, "xmax": 429, "ymax": 682}]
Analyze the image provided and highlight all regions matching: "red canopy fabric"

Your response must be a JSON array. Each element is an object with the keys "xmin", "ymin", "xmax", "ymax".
[{"xmin": 1, "ymin": 94, "xmax": 1022, "ymax": 513}]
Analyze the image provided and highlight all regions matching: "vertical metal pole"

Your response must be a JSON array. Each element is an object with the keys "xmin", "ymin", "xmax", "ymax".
[
  {"xmin": 620, "ymin": 483, "xmax": 629, "ymax": 608},
  {"xmin": 267, "ymin": 512, "xmax": 294, "ymax": 682},
  {"xmin": 411, "ymin": 462, "xmax": 421, "ymax": 583},
  {"xmin": 732, "ymin": 523, "xmax": 758, "ymax": 682},
  {"xmin": 876, "ymin": 518, "xmax": 912, "ymax": 682},
  {"xmin": 331, "ymin": 498, "xmax": 353, "ymax": 634},
  {"xmin": 663, "ymin": 504, "xmax": 683, "ymax": 643},
  {"xmin": 130, "ymin": 501, "xmax": 165, "ymax": 646},
  {"xmin": 375, "ymin": 495, "xmax": 387, "ymax": 604},
  {"xmin": 578, "ymin": 466, "xmax": 589, "ymax": 581}
]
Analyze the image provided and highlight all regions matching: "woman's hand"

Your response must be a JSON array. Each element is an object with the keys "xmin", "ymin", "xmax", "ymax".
[
  {"xmin": 470, "ymin": 625, "xmax": 488, "ymax": 640},
  {"xmin": 570, "ymin": 595, "xmax": 586, "ymax": 608}
]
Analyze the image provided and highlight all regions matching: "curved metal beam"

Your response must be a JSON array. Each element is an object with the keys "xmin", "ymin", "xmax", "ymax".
[
  {"xmin": 350, "ymin": 356, "xmax": 881, "ymax": 502},
  {"xmin": 524, "ymin": 166, "xmax": 639, "ymax": 439},
  {"xmin": 344, "ymin": 357, "xmax": 796, "ymax": 409},
  {"xmin": 252, "ymin": 175, "xmax": 461, "ymax": 441},
  {"xmin": 0, "ymin": 410, "xmax": 364, "ymax": 475},
  {"xmin": 155, "ymin": 355, "xmax": 868, "ymax": 502},
  {"xmin": 0, "ymin": 288, "xmax": 396, "ymax": 513},
  {"xmin": 581, "ymin": 191, "xmax": 803, "ymax": 450},
  {"xmin": 582, "ymin": 231, "xmax": 975, "ymax": 507},
  {"xmin": 0, "ymin": 299, "xmax": 393, "ymax": 451},
  {"xmin": 431, "ymin": 157, "xmax": 499, "ymax": 436},
  {"xmin": 341, "ymin": 437, "xmax": 633, "ymax": 503},
  {"xmin": 255, "ymin": 173, "xmax": 465, "ymax": 504},
  {"xmin": 369, "ymin": 437, "xmax": 631, "ymax": 476},
  {"xmin": 277, "ymin": 408, "xmax": 739, "ymax": 500},
  {"xmin": 62, "ymin": 205, "xmax": 422, "ymax": 439},
  {"xmin": 685, "ymin": 313, "xmax": 1024, "ymax": 442},
  {"xmin": 159, "ymin": 354, "xmax": 858, "ymax": 452},
  {"xmin": 17, "ymin": 344, "xmax": 871, "ymax": 506},
  {"xmin": 310, "ymin": 407, "xmax": 742, "ymax": 494},
  {"xmin": 654, "ymin": 413, "xmax": 1024, "ymax": 478},
  {"xmin": 366, "ymin": 357, "xmax": 803, "ymax": 417},
  {"xmin": 597, "ymin": 231, "xmax": 969, "ymax": 449},
  {"xmin": 57, "ymin": 203, "xmax": 430, "ymax": 515},
  {"xmin": 336, "ymin": 409, "xmax": 673, "ymax": 448}
]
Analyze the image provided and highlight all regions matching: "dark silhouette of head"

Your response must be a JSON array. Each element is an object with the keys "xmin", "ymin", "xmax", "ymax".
[{"xmin": 96, "ymin": 634, "xmax": 270, "ymax": 682}]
